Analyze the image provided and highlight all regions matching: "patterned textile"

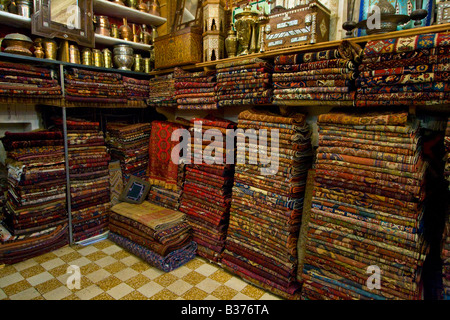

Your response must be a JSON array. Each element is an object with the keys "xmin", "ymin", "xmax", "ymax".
[
  {"xmin": 216, "ymin": 58, "xmax": 273, "ymax": 107},
  {"xmin": 0, "ymin": 130, "xmax": 68, "ymax": 264},
  {"xmin": 174, "ymin": 68, "xmax": 218, "ymax": 110},
  {"xmin": 300, "ymin": 110, "xmax": 428, "ymax": 300},
  {"xmin": 179, "ymin": 116, "xmax": 236, "ymax": 263},
  {"xmin": 109, "ymin": 232, "xmax": 197, "ymax": 272},
  {"xmin": 147, "ymin": 73, "xmax": 177, "ymax": 107},
  {"xmin": 0, "ymin": 61, "xmax": 61, "ymax": 102},
  {"xmin": 273, "ymin": 41, "xmax": 362, "ymax": 107},
  {"xmin": 221, "ymin": 108, "xmax": 313, "ymax": 299},
  {"xmin": 442, "ymin": 118, "xmax": 450, "ymax": 300},
  {"xmin": 356, "ymin": 31, "xmax": 450, "ymax": 107}
]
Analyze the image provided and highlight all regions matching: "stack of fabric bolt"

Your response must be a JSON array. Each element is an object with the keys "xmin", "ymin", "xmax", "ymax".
[
  {"xmin": 272, "ymin": 41, "xmax": 362, "ymax": 107},
  {"xmin": 221, "ymin": 108, "xmax": 313, "ymax": 299},
  {"xmin": 215, "ymin": 58, "xmax": 273, "ymax": 107},
  {"xmin": 174, "ymin": 67, "xmax": 217, "ymax": 110},
  {"xmin": 356, "ymin": 32, "xmax": 450, "ymax": 107},
  {"xmin": 64, "ymin": 68, "xmax": 127, "ymax": 105},
  {"xmin": 106, "ymin": 123, "xmax": 151, "ymax": 183},
  {"xmin": 0, "ymin": 130, "xmax": 69, "ymax": 264},
  {"xmin": 53, "ymin": 118, "xmax": 111, "ymax": 243},
  {"xmin": 179, "ymin": 116, "xmax": 236, "ymax": 263},
  {"xmin": 109, "ymin": 201, "xmax": 196, "ymax": 272},
  {"xmin": 0, "ymin": 61, "xmax": 61, "ymax": 103},
  {"xmin": 442, "ymin": 118, "xmax": 450, "ymax": 300},
  {"xmin": 147, "ymin": 120, "xmax": 187, "ymax": 210},
  {"xmin": 301, "ymin": 110, "xmax": 428, "ymax": 300},
  {"xmin": 147, "ymin": 73, "xmax": 177, "ymax": 108},
  {"xmin": 123, "ymin": 76, "xmax": 149, "ymax": 107}
]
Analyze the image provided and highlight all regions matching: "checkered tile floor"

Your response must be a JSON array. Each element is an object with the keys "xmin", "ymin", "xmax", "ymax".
[{"xmin": 0, "ymin": 239, "xmax": 282, "ymax": 300}]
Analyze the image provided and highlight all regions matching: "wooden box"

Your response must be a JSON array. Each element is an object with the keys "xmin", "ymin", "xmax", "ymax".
[
  {"xmin": 154, "ymin": 26, "xmax": 203, "ymax": 70},
  {"xmin": 264, "ymin": 1, "xmax": 330, "ymax": 51}
]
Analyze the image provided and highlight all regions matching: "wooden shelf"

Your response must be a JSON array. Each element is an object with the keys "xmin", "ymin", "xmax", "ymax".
[
  {"xmin": 0, "ymin": 11, "xmax": 31, "ymax": 28},
  {"xmin": 93, "ymin": 0, "xmax": 166, "ymax": 26},
  {"xmin": 95, "ymin": 34, "xmax": 153, "ymax": 52}
]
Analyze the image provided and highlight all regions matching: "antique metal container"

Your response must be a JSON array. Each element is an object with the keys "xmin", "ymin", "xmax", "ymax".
[
  {"xmin": 0, "ymin": 33, "xmax": 33, "ymax": 56},
  {"xmin": 93, "ymin": 49, "xmax": 104, "ymax": 67},
  {"xmin": 103, "ymin": 48, "xmax": 112, "ymax": 68},
  {"xmin": 234, "ymin": 4, "xmax": 259, "ymax": 55},
  {"xmin": 82, "ymin": 48, "xmax": 93, "ymax": 66},
  {"xmin": 94, "ymin": 15, "xmax": 111, "ymax": 37},
  {"xmin": 119, "ymin": 18, "xmax": 133, "ymax": 41},
  {"xmin": 113, "ymin": 44, "xmax": 134, "ymax": 70},
  {"xmin": 69, "ymin": 44, "xmax": 81, "ymax": 64}
]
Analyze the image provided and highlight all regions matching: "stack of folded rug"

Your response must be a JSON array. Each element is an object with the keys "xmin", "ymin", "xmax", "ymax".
[
  {"xmin": 53, "ymin": 118, "xmax": 111, "ymax": 243},
  {"xmin": 174, "ymin": 67, "xmax": 217, "ymax": 110},
  {"xmin": 106, "ymin": 123, "xmax": 151, "ymax": 183},
  {"xmin": 356, "ymin": 32, "xmax": 450, "ymax": 107},
  {"xmin": 123, "ymin": 76, "xmax": 150, "ymax": 107},
  {"xmin": 147, "ymin": 73, "xmax": 177, "ymax": 108},
  {"xmin": 0, "ymin": 61, "xmax": 62, "ymax": 102},
  {"xmin": 215, "ymin": 58, "xmax": 273, "ymax": 107},
  {"xmin": 179, "ymin": 116, "xmax": 236, "ymax": 263},
  {"xmin": 147, "ymin": 120, "xmax": 187, "ymax": 210},
  {"xmin": 272, "ymin": 41, "xmax": 361, "ymax": 107},
  {"xmin": 109, "ymin": 201, "xmax": 196, "ymax": 272},
  {"xmin": 301, "ymin": 110, "xmax": 428, "ymax": 300},
  {"xmin": 221, "ymin": 108, "xmax": 313, "ymax": 299},
  {"xmin": 0, "ymin": 130, "xmax": 69, "ymax": 264},
  {"xmin": 64, "ymin": 68, "xmax": 127, "ymax": 105}
]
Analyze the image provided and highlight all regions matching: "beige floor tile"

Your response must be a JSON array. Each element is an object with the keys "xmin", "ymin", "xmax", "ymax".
[
  {"xmin": 102, "ymin": 245, "xmax": 122, "ymax": 255},
  {"xmin": 85, "ymin": 251, "xmax": 108, "ymax": 262},
  {"xmin": 0, "ymin": 273, "xmax": 25, "ymax": 288},
  {"xmin": 141, "ymin": 267, "xmax": 165, "ymax": 280},
  {"xmin": 42, "ymin": 285, "xmax": 73, "ymax": 300},
  {"xmin": 120, "ymin": 255, "xmax": 141, "ymax": 266},
  {"xmin": 106, "ymin": 283, "xmax": 134, "ymax": 300},
  {"xmin": 195, "ymin": 263, "xmax": 219, "ymax": 277},
  {"xmin": 85, "ymin": 268, "xmax": 111, "ymax": 283},
  {"xmin": 195, "ymin": 278, "xmax": 222, "ymax": 294},
  {"xmin": 9, "ymin": 287, "xmax": 41, "ymax": 300},
  {"xmin": 12, "ymin": 259, "xmax": 38, "ymax": 272},
  {"xmin": 231, "ymin": 292, "xmax": 255, "ymax": 300},
  {"xmin": 169, "ymin": 265, "xmax": 192, "ymax": 278},
  {"xmin": 224, "ymin": 276, "xmax": 248, "ymax": 292},
  {"xmin": 52, "ymin": 246, "xmax": 75, "ymax": 257},
  {"xmin": 260, "ymin": 292, "xmax": 282, "ymax": 300},
  {"xmin": 47, "ymin": 264, "xmax": 69, "ymax": 278},
  {"xmin": 0, "ymin": 288, "xmax": 7, "ymax": 300},
  {"xmin": 94, "ymin": 255, "xmax": 117, "ymax": 268},
  {"xmin": 114, "ymin": 267, "xmax": 139, "ymax": 282},
  {"xmin": 75, "ymin": 284, "xmax": 104, "ymax": 300},
  {"xmin": 41, "ymin": 258, "xmax": 66, "ymax": 271},
  {"xmin": 76, "ymin": 245, "xmax": 99, "ymax": 256},
  {"xmin": 204, "ymin": 294, "xmax": 220, "ymax": 300},
  {"xmin": 136, "ymin": 281, "xmax": 164, "ymax": 298},
  {"xmin": 68, "ymin": 257, "xmax": 92, "ymax": 268},
  {"xmin": 166, "ymin": 279, "xmax": 193, "ymax": 296},
  {"xmin": 27, "ymin": 271, "xmax": 56, "ymax": 286}
]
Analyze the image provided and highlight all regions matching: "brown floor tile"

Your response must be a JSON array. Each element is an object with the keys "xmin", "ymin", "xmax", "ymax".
[
  {"xmin": 111, "ymin": 250, "xmax": 131, "ymax": 260},
  {"xmin": 241, "ymin": 284, "xmax": 266, "ymax": 300},
  {"xmin": 103, "ymin": 261, "xmax": 128, "ymax": 275},
  {"xmin": 35, "ymin": 278, "xmax": 64, "ymax": 295},
  {"xmin": 90, "ymin": 292, "xmax": 114, "ymax": 300},
  {"xmin": 59, "ymin": 251, "xmax": 83, "ymax": 263},
  {"xmin": 92, "ymin": 240, "xmax": 114, "ymax": 250},
  {"xmin": 3, "ymin": 280, "xmax": 32, "ymax": 296},
  {"xmin": 211, "ymin": 285, "xmax": 238, "ymax": 300},
  {"xmin": 120, "ymin": 290, "xmax": 149, "ymax": 300},
  {"xmin": 96, "ymin": 275, "xmax": 122, "ymax": 291},
  {"xmin": 33, "ymin": 252, "xmax": 58, "ymax": 264},
  {"xmin": 47, "ymin": 264, "xmax": 70, "ymax": 278},
  {"xmin": 85, "ymin": 251, "xmax": 108, "ymax": 262},
  {"xmin": 182, "ymin": 287, "xmax": 209, "ymax": 300},
  {"xmin": 125, "ymin": 273, "xmax": 152, "ymax": 289},
  {"xmin": 184, "ymin": 258, "xmax": 205, "ymax": 270},
  {"xmin": 182, "ymin": 271, "xmax": 207, "ymax": 286},
  {"xmin": 62, "ymin": 293, "xmax": 81, "ymax": 300},
  {"xmin": 153, "ymin": 273, "xmax": 179, "ymax": 287},
  {"xmin": 149, "ymin": 288, "xmax": 179, "ymax": 300},
  {"xmin": 80, "ymin": 262, "xmax": 101, "ymax": 275},
  {"xmin": 130, "ymin": 261, "xmax": 150, "ymax": 273},
  {"xmin": 19, "ymin": 265, "xmax": 46, "ymax": 278},
  {"xmin": 209, "ymin": 269, "xmax": 233, "ymax": 284},
  {"xmin": 0, "ymin": 265, "xmax": 18, "ymax": 277}
]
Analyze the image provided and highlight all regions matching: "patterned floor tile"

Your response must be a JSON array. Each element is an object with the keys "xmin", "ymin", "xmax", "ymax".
[{"xmin": 181, "ymin": 287, "xmax": 209, "ymax": 300}]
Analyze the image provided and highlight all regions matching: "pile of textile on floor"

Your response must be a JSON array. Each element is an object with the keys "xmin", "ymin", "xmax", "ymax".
[
  {"xmin": 272, "ymin": 41, "xmax": 362, "ymax": 107},
  {"xmin": 147, "ymin": 73, "xmax": 177, "ymax": 108},
  {"xmin": 442, "ymin": 117, "xmax": 450, "ymax": 300},
  {"xmin": 106, "ymin": 122, "xmax": 151, "ymax": 183},
  {"xmin": 0, "ymin": 61, "xmax": 61, "ymax": 103},
  {"xmin": 174, "ymin": 67, "xmax": 217, "ymax": 110},
  {"xmin": 64, "ymin": 68, "xmax": 127, "ymax": 105},
  {"xmin": 123, "ymin": 76, "xmax": 149, "ymax": 108},
  {"xmin": 109, "ymin": 201, "xmax": 196, "ymax": 272},
  {"xmin": 179, "ymin": 116, "xmax": 236, "ymax": 263},
  {"xmin": 221, "ymin": 108, "xmax": 313, "ymax": 299},
  {"xmin": 215, "ymin": 58, "xmax": 273, "ymax": 107},
  {"xmin": 147, "ymin": 120, "xmax": 187, "ymax": 210},
  {"xmin": 301, "ymin": 110, "xmax": 428, "ymax": 300},
  {"xmin": 356, "ymin": 32, "xmax": 450, "ymax": 107},
  {"xmin": 53, "ymin": 118, "xmax": 111, "ymax": 243},
  {"xmin": 0, "ymin": 130, "xmax": 68, "ymax": 264}
]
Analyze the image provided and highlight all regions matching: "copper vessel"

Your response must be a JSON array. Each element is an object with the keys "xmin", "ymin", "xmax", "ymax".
[
  {"xmin": 94, "ymin": 15, "xmax": 111, "ymax": 36},
  {"xmin": 0, "ymin": 33, "xmax": 33, "ymax": 56},
  {"xmin": 119, "ymin": 18, "xmax": 132, "ymax": 41},
  {"xmin": 147, "ymin": 0, "xmax": 160, "ymax": 16},
  {"xmin": 33, "ymin": 38, "xmax": 45, "ymax": 59},
  {"xmin": 137, "ymin": 0, "xmax": 147, "ymax": 12}
]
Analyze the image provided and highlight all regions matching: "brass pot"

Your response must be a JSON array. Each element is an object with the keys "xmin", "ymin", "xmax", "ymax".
[
  {"xmin": 225, "ymin": 26, "xmax": 238, "ymax": 58},
  {"xmin": 0, "ymin": 33, "xmax": 33, "ymax": 56},
  {"xmin": 140, "ymin": 24, "xmax": 151, "ymax": 44},
  {"xmin": 16, "ymin": 0, "xmax": 31, "ymax": 17},
  {"xmin": 82, "ymin": 48, "xmax": 93, "ymax": 66},
  {"xmin": 119, "ymin": 18, "xmax": 132, "ymax": 41},
  {"xmin": 234, "ymin": 4, "xmax": 259, "ymax": 55},
  {"xmin": 133, "ymin": 53, "xmax": 143, "ymax": 72},
  {"xmin": 33, "ymin": 38, "xmax": 45, "ymax": 59},
  {"xmin": 147, "ymin": 0, "xmax": 160, "ymax": 16},
  {"xmin": 111, "ymin": 24, "xmax": 120, "ymax": 38},
  {"xmin": 126, "ymin": 0, "xmax": 137, "ymax": 9},
  {"xmin": 137, "ymin": 0, "xmax": 147, "ymax": 12},
  {"xmin": 0, "ymin": 0, "xmax": 11, "ymax": 11},
  {"xmin": 102, "ymin": 48, "xmax": 112, "ymax": 68},
  {"xmin": 93, "ymin": 49, "xmax": 104, "ymax": 67},
  {"xmin": 94, "ymin": 15, "xmax": 111, "ymax": 36},
  {"xmin": 42, "ymin": 38, "xmax": 58, "ymax": 60},
  {"xmin": 69, "ymin": 44, "xmax": 80, "ymax": 64}
]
